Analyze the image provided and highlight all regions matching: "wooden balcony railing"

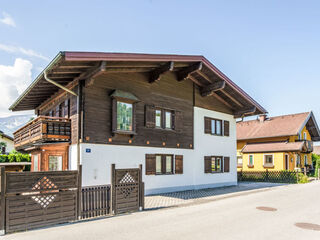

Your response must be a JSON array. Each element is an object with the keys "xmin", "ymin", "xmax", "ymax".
[
  {"xmin": 14, "ymin": 116, "xmax": 71, "ymax": 149},
  {"xmin": 295, "ymin": 139, "xmax": 313, "ymax": 153}
]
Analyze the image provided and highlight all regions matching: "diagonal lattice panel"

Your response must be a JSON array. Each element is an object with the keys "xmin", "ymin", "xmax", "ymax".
[
  {"xmin": 31, "ymin": 195, "xmax": 57, "ymax": 208},
  {"xmin": 32, "ymin": 176, "xmax": 58, "ymax": 191},
  {"xmin": 119, "ymin": 172, "xmax": 136, "ymax": 184}
]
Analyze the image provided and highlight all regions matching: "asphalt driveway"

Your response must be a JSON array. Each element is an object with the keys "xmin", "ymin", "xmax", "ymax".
[{"xmin": 3, "ymin": 181, "xmax": 320, "ymax": 240}]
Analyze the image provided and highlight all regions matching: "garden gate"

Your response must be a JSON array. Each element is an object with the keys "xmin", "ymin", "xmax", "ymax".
[{"xmin": 111, "ymin": 164, "xmax": 144, "ymax": 214}]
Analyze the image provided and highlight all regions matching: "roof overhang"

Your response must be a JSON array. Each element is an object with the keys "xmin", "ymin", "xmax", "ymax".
[
  {"xmin": 298, "ymin": 111, "xmax": 320, "ymax": 141},
  {"xmin": 9, "ymin": 51, "xmax": 267, "ymax": 116}
]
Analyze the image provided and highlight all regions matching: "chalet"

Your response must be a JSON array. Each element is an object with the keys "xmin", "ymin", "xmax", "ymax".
[
  {"xmin": 10, "ymin": 52, "xmax": 266, "ymax": 194},
  {"xmin": 237, "ymin": 112, "xmax": 320, "ymax": 171}
]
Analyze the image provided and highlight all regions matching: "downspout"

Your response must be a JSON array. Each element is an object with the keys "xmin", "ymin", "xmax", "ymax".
[{"xmin": 77, "ymin": 82, "xmax": 83, "ymax": 169}]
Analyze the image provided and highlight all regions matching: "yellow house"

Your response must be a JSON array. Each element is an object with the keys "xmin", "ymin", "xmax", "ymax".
[{"xmin": 237, "ymin": 112, "xmax": 320, "ymax": 171}]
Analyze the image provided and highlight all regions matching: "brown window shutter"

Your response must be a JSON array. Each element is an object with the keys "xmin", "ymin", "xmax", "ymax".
[
  {"xmin": 175, "ymin": 155, "xmax": 183, "ymax": 174},
  {"xmin": 204, "ymin": 156, "xmax": 211, "ymax": 173},
  {"xmin": 145, "ymin": 154, "xmax": 156, "ymax": 175},
  {"xmin": 224, "ymin": 157, "xmax": 230, "ymax": 172},
  {"xmin": 204, "ymin": 117, "xmax": 211, "ymax": 134},
  {"xmin": 173, "ymin": 111, "xmax": 183, "ymax": 132},
  {"xmin": 112, "ymin": 98, "xmax": 117, "ymax": 132},
  {"xmin": 224, "ymin": 120, "xmax": 230, "ymax": 136},
  {"xmin": 145, "ymin": 105, "xmax": 155, "ymax": 128}
]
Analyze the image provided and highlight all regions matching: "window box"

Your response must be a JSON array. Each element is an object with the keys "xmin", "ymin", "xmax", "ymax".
[
  {"xmin": 247, "ymin": 164, "xmax": 254, "ymax": 168},
  {"xmin": 263, "ymin": 164, "xmax": 274, "ymax": 168}
]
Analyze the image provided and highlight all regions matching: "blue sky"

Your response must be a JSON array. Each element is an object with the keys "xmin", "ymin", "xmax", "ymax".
[{"xmin": 0, "ymin": 0, "xmax": 319, "ymax": 124}]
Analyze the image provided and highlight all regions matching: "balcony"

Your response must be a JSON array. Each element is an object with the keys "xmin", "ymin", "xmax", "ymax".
[
  {"xmin": 14, "ymin": 116, "xmax": 71, "ymax": 150},
  {"xmin": 295, "ymin": 139, "xmax": 313, "ymax": 153}
]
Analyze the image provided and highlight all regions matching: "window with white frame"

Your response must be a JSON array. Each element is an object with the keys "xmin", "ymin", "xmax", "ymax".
[
  {"xmin": 303, "ymin": 132, "xmax": 307, "ymax": 140},
  {"xmin": 248, "ymin": 155, "xmax": 254, "ymax": 166},
  {"xmin": 264, "ymin": 154, "xmax": 273, "ymax": 166},
  {"xmin": 237, "ymin": 156, "xmax": 243, "ymax": 167},
  {"xmin": 296, "ymin": 154, "xmax": 300, "ymax": 167}
]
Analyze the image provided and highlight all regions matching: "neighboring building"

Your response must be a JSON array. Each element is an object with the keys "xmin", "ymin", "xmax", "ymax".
[
  {"xmin": 313, "ymin": 145, "xmax": 320, "ymax": 156},
  {"xmin": 0, "ymin": 131, "xmax": 14, "ymax": 154},
  {"xmin": 237, "ymin": 112, "xmax": 320, "ymax": 171},
  {"xmin": 10, "ymin": 51, "xmax": 266, "ymax": 194}
]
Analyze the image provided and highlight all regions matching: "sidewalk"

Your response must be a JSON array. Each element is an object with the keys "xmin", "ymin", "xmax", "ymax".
[{"xmin": 145, "ymin": 182, "xmax": 286, "ymax": 209}]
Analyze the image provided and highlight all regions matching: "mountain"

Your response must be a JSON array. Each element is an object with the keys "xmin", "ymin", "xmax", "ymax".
[{"xmin": 0, "ymin": 114, "xmax": 34, "ymax": 137}]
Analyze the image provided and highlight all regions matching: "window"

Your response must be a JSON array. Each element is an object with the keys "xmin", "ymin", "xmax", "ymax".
[
  {"xmin": 303, "ymin": 132, "xmax": 307, "ymax": 140},
  {"xmin": 146, "ymin": 154, "xmax": 182, "ymax": 175},
  {"xmin": 1, "ymin": 146, "xmax": 5, "ymax": 154},
  {"xmin": 237, "ymin": 156, "xmax": 243, "ymax": 167},
  {"xmin": 48, "ymin": 156, "xmax": 62, "ymax": 171},
  {"xmin": 111, "ymin": 90, "xmax": 139, "ymax": 134},
  {"xmin": 155, "ymin": 110, "xmax": 162, "ymax": 128},
  {"xmin": 204, "ymin": 156, "xmax": 230, "ymax": 173},
  {"xmin": 304, "ymin": 155, "xmax": 308, "ymax": 166},
  {"xmin": 248, "ymin": 155, "xmax": 254, "ymax": 166},
  {"xmin": 156, "ymin": 155, "xmax": 162, "ymax": 174},
  {"xmin": 154, "ymin": 154, "xmax": 173, "ymax": 174},
  {"xmin": 117, "ymin": 101, "xmax": 133, "ymax": 131},
  {"xmin": 33, "ymin": 154, "xmax": 39, "ymax": 171},
  {"xmin": 204, "ymin": 117, "xmax": 229, "ymax": 137},
  {"xmin": 264, "ymin": 155, "xmax": 273, "ymax": 166},
  {"xmin": 296, "ymin": 154, "xmax": 300, "ymax": 167},
  {"xmin": 165, "ymin": 111, "xmax": 172, "ymax": 129},
  {"xmin": 211, "ymin": 119, "xmax": 222, "ymax": 135}
]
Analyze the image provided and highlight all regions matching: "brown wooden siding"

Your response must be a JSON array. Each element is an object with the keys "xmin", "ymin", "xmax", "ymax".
[{"xmin": 83, "ymin": 72, "xmax": 195, "ymax": 149}]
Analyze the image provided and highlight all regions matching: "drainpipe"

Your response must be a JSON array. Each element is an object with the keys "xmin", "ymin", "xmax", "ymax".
[{"xmin": 77, "ymin": 81, "xmax": 84, "ymax": 170}]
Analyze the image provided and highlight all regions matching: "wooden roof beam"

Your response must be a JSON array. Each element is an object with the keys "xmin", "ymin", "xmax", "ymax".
[
  {"xmin": 177, "ymin": 62, "xmax": 202, "ymax": 81},
  {"xmin": 149, "ymin": 61, "xmax": 174, "ymax": 83},
  {"xmin": 220, "ymin": 89, "xmax": 244, "ymax": 107},
  {"xmin": 234, "ymin": 106, "xmax": 257, "ymax": 118},
  {"xmin": 200, "ymin": 81, "xmax": 226, "ymax": 97},
  {"xmin": 85, "ymin": 61, "xmax": 107, "ymax": 86}
]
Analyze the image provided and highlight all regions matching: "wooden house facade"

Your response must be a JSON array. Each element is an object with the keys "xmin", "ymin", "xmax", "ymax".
[{"xmin": 10, "ymin": 52, "xmax": 266, "ymax": 194}]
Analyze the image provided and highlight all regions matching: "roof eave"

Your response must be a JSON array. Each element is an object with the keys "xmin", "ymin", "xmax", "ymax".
[{"xmin": 9, "ymin": 52, "xmax": 65, "ymax": 111}]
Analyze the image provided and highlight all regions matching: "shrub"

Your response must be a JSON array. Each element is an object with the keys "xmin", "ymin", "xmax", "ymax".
[
  {"xmin": 315, "ymin": 158, "xmax": 320, "ymax": 178},
  {"xmin": 297, "ymin": 173, "xmax": 309, "ymax": 184}
]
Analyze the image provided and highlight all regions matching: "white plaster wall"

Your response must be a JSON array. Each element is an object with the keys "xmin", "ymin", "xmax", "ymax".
[
  {"xmin": 193, "ymin": 107, "xmax": 237, "ymax": 185},
  {"xmin": 69, "ymin": 144, "xmax": 78, "ymax": 170},
  {"xmin": 78, "ymin": 107, "xmax": 237, "ymax": 194}
]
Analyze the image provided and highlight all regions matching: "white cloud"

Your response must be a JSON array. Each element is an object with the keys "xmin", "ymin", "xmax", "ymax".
[
  {"xmin": 0, "ymin": 43, "xmax": 49, "ymax": 61},
  {"xmin": 0, "ymin": 12, "xmax": 16, "ymax": 27},
  {"xmin": 0, "ymin": 58, "xmax": 33, "ymax": 116}
]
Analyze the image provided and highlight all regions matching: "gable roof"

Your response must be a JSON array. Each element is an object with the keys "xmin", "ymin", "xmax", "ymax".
[
  {"xmin": 237, "ymin": 112, "xmax": 320, "ymax": 141},
  {"xmin": 9, "ymin": 52, "xmax": 266, "ymax": 117}
]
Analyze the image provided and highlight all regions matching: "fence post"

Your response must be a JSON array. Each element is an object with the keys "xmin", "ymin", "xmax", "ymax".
[
  {"xmin": 139, "ymin": 164, "xmax": 144, "ymax": 211},
  {"xmin": 110, "ymin": 164, "xmax": 116, "ymax": 215},
  {"xmin": 304, "ymin": 167, "xmax": 307, "ymax": 176},
  {"xmin": 0, "ymin": 166, "xmax": 6, "ymax": 235},
  {"xmin": 77, "ymin": 165, "xmax": 82, "ymax": 220}
]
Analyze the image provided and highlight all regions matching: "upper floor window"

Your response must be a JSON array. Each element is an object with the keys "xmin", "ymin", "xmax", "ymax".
[
  {"xmin": 204, "ymin": 117, "xmax": 229, "ymax": 136},
  {"xmin": 145, "ymin": 105, "xmax": 182, "ymax": 132},
  {"xmin": 304, "ymin": 155, "xmax": 308, "ymax": 166},
  {"xmin": 111, "ymin": 90, "xmax": 139, "ymax": 134},
  {"xmin": 303, "ymin": 132, "xmax": 307, "ymax": 140},
  {"xmin": 117, "ymin": 101, "xmax": 133, "ymax": 131},
  {"xmin": 237, "ymin": 156, "xmax": 243, "ymax": 167}
]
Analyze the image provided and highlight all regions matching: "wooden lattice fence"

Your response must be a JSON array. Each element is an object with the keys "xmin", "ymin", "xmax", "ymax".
[{"xmin": 238, "ymin": 170, "xmax": 298, "ymax": 183}]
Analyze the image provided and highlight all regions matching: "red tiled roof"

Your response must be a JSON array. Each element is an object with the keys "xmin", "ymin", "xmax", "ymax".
[
  {"xmin": 237, "ymin": 112, "xmax": 310, "ymax": 140},
  {"xmin": 242, "ymin": 141, "xmax": 305, "ymax": 153}
]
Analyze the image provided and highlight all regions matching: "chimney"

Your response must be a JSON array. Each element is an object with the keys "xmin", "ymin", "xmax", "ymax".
[{"xmin": 259, "ymin": 114, "xmax": 267, "ymax": 122}]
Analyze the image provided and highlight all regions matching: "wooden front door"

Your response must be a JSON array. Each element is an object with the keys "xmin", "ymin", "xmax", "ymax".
[{"xmin": 285, "ymin": 154, "xmax": 289, "ymax": 170}]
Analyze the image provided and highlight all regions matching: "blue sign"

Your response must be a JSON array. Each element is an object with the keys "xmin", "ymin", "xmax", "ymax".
[{"xmin": 86, "ymin": 148, "xmax": 91, "ymax": 153}]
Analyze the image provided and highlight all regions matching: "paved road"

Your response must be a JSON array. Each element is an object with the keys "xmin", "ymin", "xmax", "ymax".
[{"xmin": 4, "ymin": 181, "xmax": 320, "ymax": 240}]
